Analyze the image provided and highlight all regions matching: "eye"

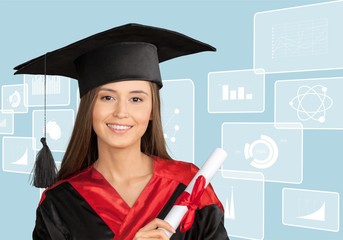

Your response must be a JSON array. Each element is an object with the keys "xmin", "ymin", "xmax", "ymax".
[
  {"xmin": 131, "ymin": 97, "xmax": 142, "ymax": 102},
  {"xmin": 100, "ymin": 95, "xmax": 114, "ymax": 101}
]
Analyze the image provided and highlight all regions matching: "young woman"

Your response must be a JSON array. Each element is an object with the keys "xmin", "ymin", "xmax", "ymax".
[{"xmin": 15, "ymin": 23, "xmax": 229, "ymax": 239}]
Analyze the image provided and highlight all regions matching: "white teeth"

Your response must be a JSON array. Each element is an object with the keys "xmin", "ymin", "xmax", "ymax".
[{"xmin": 107, "ymin": 124, "xmax": 132, "ymax": 130}]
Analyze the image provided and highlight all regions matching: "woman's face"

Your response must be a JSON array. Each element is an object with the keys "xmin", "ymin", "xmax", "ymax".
[{"xmin": 92, "ymin": 80, "xmax": 152, "ymax": 151}]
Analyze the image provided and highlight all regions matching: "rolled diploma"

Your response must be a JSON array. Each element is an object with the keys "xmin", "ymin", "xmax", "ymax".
[{"xmin": 162, "ymin": 148, "xmax": 228, "ymax": 237}]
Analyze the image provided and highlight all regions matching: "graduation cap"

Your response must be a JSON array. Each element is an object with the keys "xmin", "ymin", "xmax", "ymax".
[
  {"xmin": 14, "ymin": 23, "xmax": 216, "ymax": 96},
  {"xmin": 14, "ymin": 23, "xmax": 216, "ymax": 188}
]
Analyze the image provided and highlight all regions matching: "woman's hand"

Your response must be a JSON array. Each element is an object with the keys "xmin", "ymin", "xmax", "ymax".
[{"xmin": 133, "ymin": 218, "xmax": 176, "ymax": 240}]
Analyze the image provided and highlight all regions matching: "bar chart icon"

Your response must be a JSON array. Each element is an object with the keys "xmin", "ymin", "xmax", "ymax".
[
  {"xmin": 222, "ymin": 85, "xmax": 253, "ymax": 101},
  {"xmin": 24, "ymin": 75, "xmax": 70, "ymax": 106},
  {"xmin": 31, "ymin": 75, "xmax": 62, "ymax": 95},
  {"xmin": 208, "ymin": 69, "xmax": 265, "ymax": 113}
]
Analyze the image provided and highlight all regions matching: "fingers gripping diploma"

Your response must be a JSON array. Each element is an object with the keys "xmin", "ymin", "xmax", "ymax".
[{"xmin": 134, "ymin": 218, "xmax": 176, "ymax": 240}]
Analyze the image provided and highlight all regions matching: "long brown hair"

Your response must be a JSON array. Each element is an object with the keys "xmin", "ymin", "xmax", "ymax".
[{"xmin": 57, "ymin": 81, "xmax": 171, "ymax": 181}]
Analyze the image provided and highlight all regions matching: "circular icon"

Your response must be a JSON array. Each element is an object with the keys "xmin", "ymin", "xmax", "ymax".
[
  {"xmin": 9, "ymin": 90, "xmax": 21, "ymax": 108},
  {"xmin": 244, "ymin": 135, "xmax": 278, "ymax": 169}
]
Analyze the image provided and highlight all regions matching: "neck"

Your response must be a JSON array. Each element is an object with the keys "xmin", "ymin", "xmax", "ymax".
[{"xmin": 94, "ymin": 147, "xmax": 152, "ymax": 181}]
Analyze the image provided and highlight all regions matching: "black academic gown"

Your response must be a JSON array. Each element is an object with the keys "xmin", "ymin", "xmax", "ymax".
[{"xmin": 33, "ymin": 157, "xmax": 229, "ymax": 239}]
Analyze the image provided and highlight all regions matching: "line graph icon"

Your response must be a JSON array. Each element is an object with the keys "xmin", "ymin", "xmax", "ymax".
[
  {"xmin": 163, "ymin": 108, "xmax": 181, "ymax": 143},
  {"xmin": 254, "ymin": 1, "xmax": 343, "ymax": 73},
  {"xmin": 271, "ymin": 19, "xmax": 328, "ymax": 60}
]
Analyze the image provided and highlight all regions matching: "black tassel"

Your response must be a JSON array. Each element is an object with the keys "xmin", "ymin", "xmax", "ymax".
[
  {"xmin": 30, "ymin": 53, "xmax": 57, "ymax": 188},
  {"xmin": 31, "ymin": 137, "xmax": 57, "ymax": 188}
]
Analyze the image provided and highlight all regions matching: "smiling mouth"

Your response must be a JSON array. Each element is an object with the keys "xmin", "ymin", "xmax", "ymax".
[{"xmin": 107, "ymin": 124, "xmax": 133, "ymax": 130}]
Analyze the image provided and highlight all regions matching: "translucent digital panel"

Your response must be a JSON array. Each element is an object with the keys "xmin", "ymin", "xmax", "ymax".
[
  {"xmin": 32, "ymin": 109, "xmax": 74, "ymax": 152},
  {"xmin": 161, "ymin": 79, "xmax": 194, "ymax": 163},
  {"xmin": 222, "ymin": 122, "xmax": 303, "ymax": 183},
  {"xmin": 24, "ymin": 75, "xmax": 70, "ymax": 106},
  {"xmin": 1, "ymin": 84, "xmax": 28, "ymax": 113},
  {"xmin": 283, "ymin": 188, "xmax": 340, "ymax": 232},
  {"xmin": 212, "ymin": 170, "xmax": 264, "ymax": 240},
  {"xmin": 0, "ymin": 111, "xmax": 14, "ymax": 134},
  {"xmin": 254, "ymin": 1, "xmax": 343, "ymax": 73},
  {"xmin": 275, "ymin": 77, "xmax": 343, "ymax": 130},
  {"xmin": 208, "ymin": 69, "xmax": 265, "ymax": 113},
  {"xmin": 2, "ymin": 136, "xmax": 36, "ymax": 174}
]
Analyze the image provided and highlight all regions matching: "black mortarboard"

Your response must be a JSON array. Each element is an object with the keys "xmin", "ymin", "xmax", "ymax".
[
  {"xmin": 14, "ymin": 23, "xmax": 216, "ymax": 188},
  {"xmin": 14, "ymin": 23, "xmax": 216, "ymax": 97}
]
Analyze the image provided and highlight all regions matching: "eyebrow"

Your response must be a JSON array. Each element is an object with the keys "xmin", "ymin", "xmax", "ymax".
[{"xmin": 98, "ymin": 88, "xmax": 150, "ymax": 96}]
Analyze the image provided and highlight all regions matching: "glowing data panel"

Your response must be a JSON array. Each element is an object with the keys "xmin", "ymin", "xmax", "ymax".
[
  {"xmin": 1, "ymin": 84, "xmax": 28, "ymax": 113},
  {"xmin": 2, "ymin": 137, "xmax": 36, "ymax": 174},
  {"xmin": 275, "ymin": 77, "xmax": 343, "ymax": 130},
  {"xmin": 222, "ymin": 122, "xmax": 303, "ymax": 183},
  {"xmin": 32, "ymin": 109, "xmax": 75, "ymax": 152},
  {"xmin": 161, "ymin": 79, "xmax": 194, "ymax": 163},
  {"xmin": 212, "ymin": 170, "xmax": 265, "ymax": 240},
  {"xmin": 254, "ymin": 1, "xmax": 343, "ymax": 73},
  {"xmin": 283, "ymin": 188, "xmax": 340, "ymax": 232}
]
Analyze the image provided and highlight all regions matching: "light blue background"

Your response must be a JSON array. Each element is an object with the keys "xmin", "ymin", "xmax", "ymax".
[{"xmin": 1, "ymin": 0, "xmax": 342, "ymax": 239}]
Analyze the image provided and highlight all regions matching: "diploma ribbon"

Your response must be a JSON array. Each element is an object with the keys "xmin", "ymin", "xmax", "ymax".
[{"xmin": 175, "ymin": 175, "xmax": 206, "ymax": 232}]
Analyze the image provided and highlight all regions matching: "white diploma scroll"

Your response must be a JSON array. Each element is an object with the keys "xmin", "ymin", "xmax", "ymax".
[{"xmin": 162, "ymin": 148, "xmax": 228, "ymax": 237}]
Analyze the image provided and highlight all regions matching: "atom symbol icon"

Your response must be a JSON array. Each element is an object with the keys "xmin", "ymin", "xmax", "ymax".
[{"xmin": 289, "ymin": 85, "xmax": 333, "ymax": 123}]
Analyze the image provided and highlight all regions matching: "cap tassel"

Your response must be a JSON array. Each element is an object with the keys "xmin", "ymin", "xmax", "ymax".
[
  {"xmin": 31, "ymin": 53, "xmax": 57, "ymax": 188},
  {"xmin": 32, "ymin": 137, "xmax": 57, "ymax": 188}
]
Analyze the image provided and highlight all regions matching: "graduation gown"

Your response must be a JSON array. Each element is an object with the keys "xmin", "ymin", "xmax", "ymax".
[{"xmin": 33, "ymin": 156, "xmax": 229, "ymax": 239}]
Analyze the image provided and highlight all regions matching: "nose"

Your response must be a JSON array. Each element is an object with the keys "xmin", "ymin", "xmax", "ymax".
[{"xmin": 114, "ymin": 100, "xmax": 129, "ymax": 118}]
